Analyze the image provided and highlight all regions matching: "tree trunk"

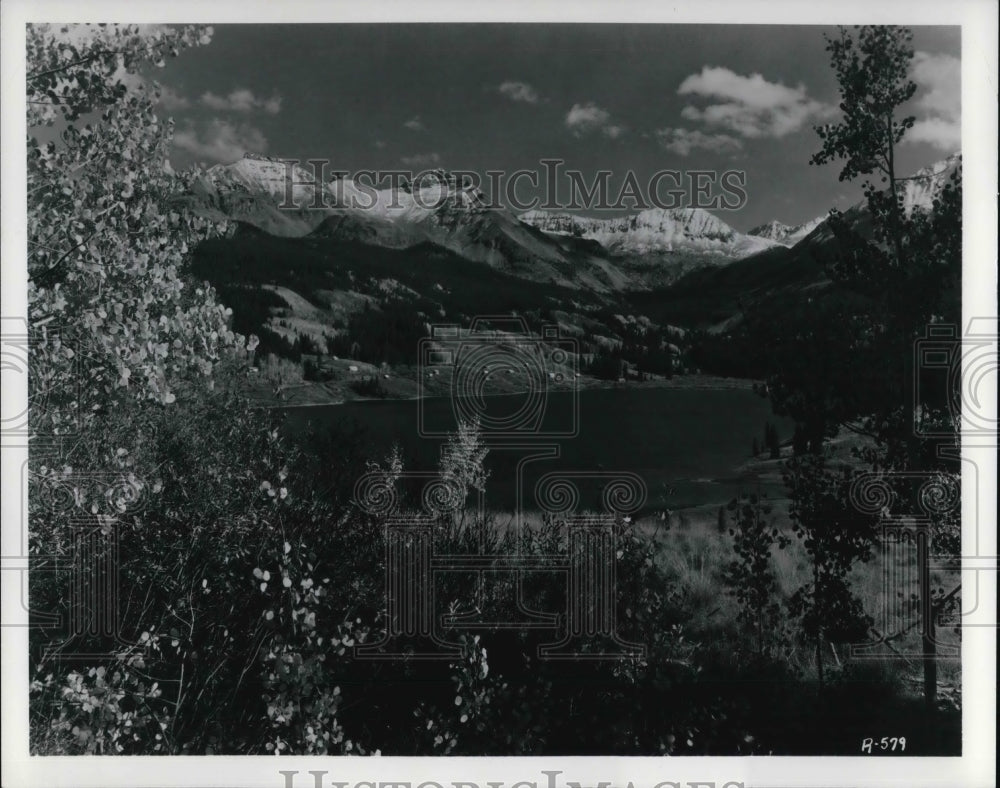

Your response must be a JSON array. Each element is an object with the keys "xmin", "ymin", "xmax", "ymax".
[
  {"xmin": 888, "ymin": 122, "xmax": 936, "ymax": 711},
  {"xmin": 814, "ymin": 564, "xmax": 825, "ymax": 684},
  {"xmin": 903, "ymin": 322, "xmax": 936, "ymax": 709}
]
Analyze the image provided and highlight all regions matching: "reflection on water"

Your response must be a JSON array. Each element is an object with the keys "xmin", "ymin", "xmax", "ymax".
[{"xmin": 283, "ymin": 387, "xmax": 793, "ymax": 512}]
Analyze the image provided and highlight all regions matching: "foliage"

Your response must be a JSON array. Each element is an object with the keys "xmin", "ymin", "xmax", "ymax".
[
  {"xmin": 763, "ymin": 421, "xmax": 781, "ymax": 459},
  {"xmin": 584, "ymin": 348, "xmax": 627, "ymax": 380},
  {"xmin": 685, "ymin": 326, "xmax": 768, "ymax": 379},
  {"xmin": 349, "ymin": 375, "xmax": 390, "ymax": 398},
  {"xmin": 812, "ymin": 26, "xmax": 917, "ymax": 185},
  {"xmin": 437, "ymin": 418, "xmax": 490, "ymax": 510},
  {"xmin": 811, "ymin": 25, "xmax": 962, "ymax": 456},
  {"xmin": 755, "ymin": 293, "xmax": 893, "ymax": 455},
  {"xmin": 809, "ymin": 25, "xmax": 963, "ymax": 704},
  {"xmin": 723, "ymin": 492, "xmax": 790, "ymax": 657},
  {"xmin": 26, "ymin": 24, "xmax": 254, "ymax": 423},
  {"xmin": 782, "ymin": 454, "xmax": 877, "ymax": 682},
  {"xmin": 302, "ymin": 356, "xmax": 333, "ymax": 382}
]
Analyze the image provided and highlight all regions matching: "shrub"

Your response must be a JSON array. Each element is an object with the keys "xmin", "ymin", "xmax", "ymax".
[
  {"xmin": 723, "ymin": 492, "xmax": 791, "ymax": 658},
  {"xmin": 349, "ymin": 375, "xmax": 389, "ymax": 398},
  {"xmin": 782, "ymin": 453, "xmax": 877, "ymax": 683}
]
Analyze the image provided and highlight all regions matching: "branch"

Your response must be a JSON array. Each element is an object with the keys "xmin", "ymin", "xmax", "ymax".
[
  {"xmin": 839, "ymin": 419, "xmax": 883, "ymax": 441},
  {"xmin": 27, "ymin": 51, "xmax": 122, "ymax": 82},
  {"xmin": 29, "ymin": 231, "xmax": 96, "ymax": 287}
]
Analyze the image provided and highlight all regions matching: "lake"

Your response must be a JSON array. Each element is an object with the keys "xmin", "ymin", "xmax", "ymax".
[{"xmin": 282, "ymin": 386, "xmax": 793, "ymax": 513}]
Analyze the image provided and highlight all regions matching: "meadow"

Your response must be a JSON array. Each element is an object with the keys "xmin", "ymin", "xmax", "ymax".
[{"xmin": 276, "ymin": 387, "xmax": 961, "ymax": 754}]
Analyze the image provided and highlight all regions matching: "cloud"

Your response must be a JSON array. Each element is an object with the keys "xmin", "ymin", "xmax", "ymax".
[
  {"xmin": 912, "ymin": 51, "xmax": 960, "ymax": 118},
  {"xmin": 113, "ymin": 68, "xmax": 147, "ymax": 95},
  {"xmin": 499, "ymin": 81, "xmax": 540, "ymax": 104},
  {"xmin": 907, "ymin": 116, "xmax": 961, "ymax": 151},
  {"xmin": 654, "ymin": 127, "xmax": 743, "ymax": 156},
  {"xmin": 403, "ymin": 116, "xmax": 426, "ymax": 132},
  {"xmin": 157, "ymin": 84, "xmax": 191, "ymax": 110},
  {"xmin": 677, "ymin": 66, "xmax": 832, "ymax": 139},
  {"xmin": 565, "ymin": 102, "xmax": 626, "ymax": 138},
  {"xmin": 400, "ymin": 152, "xmax": 441, "ymax": 167},
  {"xmin": 906, "ymin": 51, "xmax": 960, "ymax": 152},
  {"xmin": 173, "ymin": 119, "xmax": 268, "ymax": 163},
  {"xmin": 199, "ymin": 88, "xmax": 282, "ymax": 114}
]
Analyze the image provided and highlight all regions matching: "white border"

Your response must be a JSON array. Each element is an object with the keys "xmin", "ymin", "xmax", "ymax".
[{"xmin": 2, "ymin": 2, "xmax": 996, "ymax": 787}]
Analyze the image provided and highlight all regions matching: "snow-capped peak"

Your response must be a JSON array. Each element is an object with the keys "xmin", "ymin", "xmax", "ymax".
[
  {"xmin": 747, "ymin": 220, "xmax": 793, "ymax": 241},
  {"xmin": 202, "ymin": 156, "xmax": 493, "ymax": 225},
  {"xmin": 747, "ymin": 215, "xmax": 828, "ymax": 247},
  {"xmin": 520, "ymin": 207, "xmax": 781, "ymax": 257},
  {"xmin": 899, "ymin": 153, "xmax": 961, "ymax": 216}
]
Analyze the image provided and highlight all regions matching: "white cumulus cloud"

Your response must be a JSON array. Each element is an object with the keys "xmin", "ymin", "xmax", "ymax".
[
  {"xmin": 499, "ymin": 81, "xmax": 540, "ymax": 104},
  {"xmin": 199, "ymin": 88, "xmax": 282, "ymax": 115},
  {"xmin": 157, "ymin": 84, "xmax": 191, "ymax": 110},
  {"xmin": 906, "ymin": 51, "xmax": 961, "ymax": 152},
  {"xmin": 400, "ymin": 152, "xmax": 441, "ymax": 167},
  {"xmin": 907, "ymin": 116, "xmax": 961, "ymax": 151},
  {"xmin": 403, "ymin": 116, "xmax": 426, "ymax": 132},
  {"xmin": 654, "ymin": 127, "xmax": 743, "ymax": 156},
  {"xmin": 677, "ymin": 66, "xmax": 832, "ymax": 139},
  {"xmin": 565, "ymin": 102, "xmax": 626, "ymax": 138},
  {"xmin": 173, "ymin": 119, "xmax": 268, "ymax": 163}
]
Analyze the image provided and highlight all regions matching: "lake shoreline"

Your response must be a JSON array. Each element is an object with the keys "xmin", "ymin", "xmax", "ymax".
[
  {"xmin": 253, "ymin": 372, "xmax": 761, "ymax": 409},
  {"xmin": 281, "ymin": 385, "xmax": 795, "ymax": 512}
]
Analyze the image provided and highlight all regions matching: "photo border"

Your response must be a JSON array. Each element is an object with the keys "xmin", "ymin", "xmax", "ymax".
[{"xmin": 2, "ymin": 1, "xmax": 995, "ymax": 786}]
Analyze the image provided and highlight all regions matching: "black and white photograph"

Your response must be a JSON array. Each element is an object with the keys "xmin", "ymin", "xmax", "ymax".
[{"xmin": 1, "ymin": 2, "xmax": 996, "ymax": 787}]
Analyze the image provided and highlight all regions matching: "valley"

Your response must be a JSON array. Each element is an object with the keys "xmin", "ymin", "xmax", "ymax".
[{"xmin": 180, "ymin": 151, "xmax": 961, "ymax": 419}]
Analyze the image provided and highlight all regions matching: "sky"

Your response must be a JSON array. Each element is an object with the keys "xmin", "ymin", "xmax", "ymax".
[{"xmin": 150, "ymin": 24, "xmax": 961, "ymax": 231}]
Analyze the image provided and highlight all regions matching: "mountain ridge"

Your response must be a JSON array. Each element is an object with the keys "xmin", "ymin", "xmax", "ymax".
[
  {"xmin": 184, "ymin": 156, "xmax": 639, "ymax": 292},
  {"xmin": 519, "ymin": 206, "xmax": 782, "ymax": 258},
  {"xmin": 181, "ymin": 151, "xmax": 960, "ymax": 297}
]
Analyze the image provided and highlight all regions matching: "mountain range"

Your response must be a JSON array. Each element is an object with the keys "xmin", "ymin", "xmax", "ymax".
[
  {"xmin": 184, "ymin": 152, "xmax": 959, "ymax": 288},
  {"xmin": 185, "ymin": 157, "xmax": 633, "ymax": 292},
  {"xmin": 634, "ymin": 152, "xmax": 962, "ymax": 334},
  {"xmin": 180, "ymin": 152, "xmax": 960, "ymax": 372},
  {"xmin": 519, "ymin": 207, "xmax": 781, "ymax": 257}
]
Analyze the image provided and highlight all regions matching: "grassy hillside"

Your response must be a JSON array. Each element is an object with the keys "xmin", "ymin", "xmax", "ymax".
[
  {"xmin": 626, "ymin": 238, "xmax": 834, "ymax": 329},
  {"xmin": 189, "ymin": 224, "xmax": 614, "ymax": 366},
  {"xmin": 192, "ymin": 223, "xmax": 599, "ymax": 318}
]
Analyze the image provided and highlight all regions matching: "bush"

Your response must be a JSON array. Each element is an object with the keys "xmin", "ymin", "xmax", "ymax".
[
  {"xmin": 723, "ymin": 492, "xmax": 790, "ymax": 657},
  {"xmin": 349, "ymin": 375, "xmax": 389, "ymax": 398},
  {"xmin": 782, "ymin": 454, "xmax": 877, "ymax": 683}
]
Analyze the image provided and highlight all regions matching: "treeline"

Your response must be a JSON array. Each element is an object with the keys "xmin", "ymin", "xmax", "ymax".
[
  {"xmin": 582, "ymin": 320, "xmax": 682, "ymax": 380},
  {"xmin": 324, "ymin": 301, "xmax": 428, "ymax": 366}
]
